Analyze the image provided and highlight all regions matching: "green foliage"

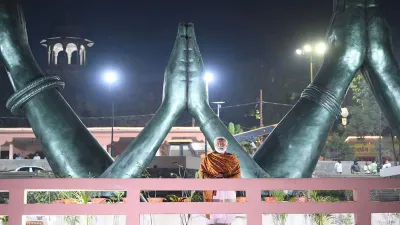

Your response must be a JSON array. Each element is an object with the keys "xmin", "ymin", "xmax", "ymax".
[
  {"xmin": 0, "ymin": 216, "xmax": 8, "ymax": 225},
  {"xmin": 64, "ymin": 216, "xmax": 80, "ymax": 225},
  {"xmin": 308, "ymin": 190, "xmax": 340, "ymax": 225},
  {"xmin": 323, "ymin": 132, "xmax": 355, "ymax": 160},
  {"xmin": 109, "ymin": 191, "xmax": 125, "ymax": 203},
  {"xmin": 271, "ymin": 190, "xmax": 286, "ymax": 201},
  {"xmin": 229, "ymin": 122, "xmax": 235, "ymax": 135},
  {"xmin": 190, "ymin": 191, "xmax": 203, "ymax": 202},
  {"xmin": 27, "ymin": 191, "xmax": 60, "ymax": 204},
  {"xmin": 347, "ymin": 74, "xmax": 400, "ymax": 161},
  {"xmin": 246, "ymin": 109, "xmax": 261, "ymax": 120},
  {"xmin": 138, "ymin": 163, "xmax": 160, "ymax": 198},
  {"xmin": 228, "ymin": 122, "xmax": 244, "ymax": 135},
  {"xmin": 271, "ymin": 190, "xmax": 288, "ymax": 225},
  {"xmin": 235, "ymin": 124, "xmax": 243, "ymax": 134},
  {"xmin": 348, "ymin": 74, "xmax": 389, "ymax": 136}
]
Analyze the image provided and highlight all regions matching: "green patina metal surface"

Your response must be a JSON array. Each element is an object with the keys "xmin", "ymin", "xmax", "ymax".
[
  {"xmin": 253, "ymin": 0, "xmax": 400, "ymax": 178},
  {"xmin": 0, "ymin": 0, "xmax": 113, "ymax": 178},
  {"xmin": 185, "ymin": 24, "xmax": 269, "ymax": 178},
  {"xmin": 100, "ymin": 24, "xmax": 188, "ymax": 178}
]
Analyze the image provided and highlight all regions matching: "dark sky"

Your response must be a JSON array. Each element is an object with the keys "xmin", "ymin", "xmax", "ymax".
[{"xmin": 3, "ymin": 0, "xmax": 400, "ymax": 128}]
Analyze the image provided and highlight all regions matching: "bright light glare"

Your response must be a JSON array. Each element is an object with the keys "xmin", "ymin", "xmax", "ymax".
[
  {"xmin": 104, "ymin": 71, "xmax": 117, "ymax": 84},
  {"xmin": 296, "ymin": 49, "xmax": 303, "ymax": 55},
  {"xmin": 204, "ymin": 72, "xmax": 214, "ymax": 83},
  {"xmin": 303, "ymin": 44, "xmax": 312, "ymax": 53},
  {"xmin": 315, "ymin": 43, "xmax": 327, "ymax": 55},
  {"xmin": 341, "ymin": 107, "xmax": 349, "ymax": 118}
]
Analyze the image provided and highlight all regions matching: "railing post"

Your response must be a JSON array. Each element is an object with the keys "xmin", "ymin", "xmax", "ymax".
[
  {"xmin": 8, "ymin": 187, "xmax": 25, "ymax": 225},
  {"xmin": 353, "ymin": 188, "xmax": 372, "ymax": 225},
  {"xmin": 126, "ymin": 188, "xmax": 141, "ymax": 225},
  {"xmin": 246, "ymin": 186, "xmax": 263, "ymax": 224}
]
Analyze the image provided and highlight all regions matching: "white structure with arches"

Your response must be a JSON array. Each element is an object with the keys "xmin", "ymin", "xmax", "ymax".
[{"xmin": 40, "ymin": 37, "xmax": 93, "ymax": 66}]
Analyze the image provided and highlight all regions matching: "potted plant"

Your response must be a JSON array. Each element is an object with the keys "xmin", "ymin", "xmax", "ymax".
[
  {"xmin": 264, "ymin": 190, "xmax": 284, "ymax": 203},
  {"xmin": 294, "ymin": 191, "xmax": 308, "ymax": 202},
  {"xmin": 90, "ymin": 192, "xmax": 106, "ymax": 204},
  {"xmin": 236, "ymin": 191, "xmax": 246, "ymax": 202}
]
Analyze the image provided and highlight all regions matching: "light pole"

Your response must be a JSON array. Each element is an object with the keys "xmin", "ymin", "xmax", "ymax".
[
  {"xmin": 104, "ymin": 71, "xmax": 117, "ymax": 157},
  {"xmin": 211, "ymin": 101, "xmax": 225, "ymax": 118},
  {"xmin": 296, "ymin": 42, "xmax": 327, "ymax": 82},
  {"xmin": 203, "ymin": 72, "xmax": 214, "ymax": 155}
]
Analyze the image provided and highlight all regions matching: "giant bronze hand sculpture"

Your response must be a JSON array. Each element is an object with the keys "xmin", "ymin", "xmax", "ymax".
[
  {"xmin": 102, "ymin": 24, "xmax": 269, "ymax": 179},
  {"xmin": 362, "ymin": 0, "xmax": 400, "ymax": 137},
  {"xmin": 100, "ymin": 24, "xmax": 188, "ymax": 178},
  {"xmin": 254, "ymin": 0, "xmax": 400, "ymax": 178},
  {"xmin": 253, "ymin": 0, "xmax": 367, "ymax": 178},
  {"xmin": 186, "ymin": 24, "xmax": 269, "ymax": 178},
  {"xmin": 0, "ymin": 0, "xmax": 113, "ymax": 178},
  {"xmin": 0, "ymin": 0, "xmax": 267, "ymax": 180},
  {"xmin": 2, "ymin": 0, "xmax": 399, "ymax": 187}
]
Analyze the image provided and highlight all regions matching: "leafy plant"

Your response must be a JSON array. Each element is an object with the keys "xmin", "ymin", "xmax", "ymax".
[
  {"xmin": 0, "ymin": 216, "xmax": 8, "ymax": 225},
  {"xmin": 64, "ymin": 216, "xmax": 80, "ymax": 225},
  {"xmin": 138, "ymin": 164, "xmax": 161, "ymax": 198},
  {"xmin": 109, "ymin": 191, "xmax": 125, "ymax": 203},
  {"xmin": 189, "ymin": 191, "xmax": 203, "ymax": 202},
  {"xmin": 323, "ymin": 132, "xmax": 355, "ymax": 161},
  {"xmin": 271, "ymin": 190, "xmax": 288, "ymax": 225},
  {"xmin": 27, "ymin": 191, "xmax": 61, "ymax": 204},
  {"xmin": 271, "ymin": 190, "xmax": 286, "ymax": 201},
  {"xmin": 307, "ymin": 190, "xmax": 339, "ymax": 225}
]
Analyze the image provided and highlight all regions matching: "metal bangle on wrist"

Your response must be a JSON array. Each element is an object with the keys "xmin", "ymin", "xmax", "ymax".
[
  {"xmin": 301, "ymin": 83, "xmax": 342, "ymax": 119},
  {"xmin": 6, "ymin": 75, "xmax": 65, "ymax": 115}
]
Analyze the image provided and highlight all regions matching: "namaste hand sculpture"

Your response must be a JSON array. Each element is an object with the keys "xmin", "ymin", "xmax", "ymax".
[
  {"xmin": 254, "ymin": 0, "xmax": 400, "ymax": 178},
  {"xmin": 0, "ymin": 0, "xmax": 267, "ymax": 179}
]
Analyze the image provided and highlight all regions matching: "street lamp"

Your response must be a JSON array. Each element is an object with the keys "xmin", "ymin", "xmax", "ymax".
[
  {"xmin": 211, "ymin": 101, "xmax": 225, "ymax": 118},
  {"xmin": 204, "ymin": 72, "xmax": 214, "ymax": 84},
  {"xmin": 341, "ymin": 107, "xmax": 349, "ymax": 126},
  {"xmin": 296, "ymin": 42, "xmax": 327, "ymax": 82},
  {"xmin": 103, "ymin": 71, "xmax": 117, "ymax": 157}
]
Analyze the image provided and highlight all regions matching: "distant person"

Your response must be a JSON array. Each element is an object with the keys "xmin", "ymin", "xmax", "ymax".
[
  {"xmin": 334, "ymin": 160, "xmax": 343, "ymax": 174},
  {"xmin": 370, "ymin": 160, "xmax": 378, "ymax": 174},
  {"xmin": 382, "ymin": 160, "xmax": 392, "ymax": 169},
  {"xmin": 15, "ymin": 154, "xmax": 22, "ymax": 160},
  {"xmin": 199, "ymin": 137, "xmax": 241, "ymax": 225},
  {"xmin": 13, "ymin": 153, "xmax": 17, "ymax": 159},
  {"xmin": 364, "ymin": 162, "xmax": 371, "ymax": 174},
  {"xmin": 33, "ymin": 153, "xmax": 41, "ymax": 160},
  {"xmin": 351, "ymin": 161, "xmax": 360, "ymax": 174}
]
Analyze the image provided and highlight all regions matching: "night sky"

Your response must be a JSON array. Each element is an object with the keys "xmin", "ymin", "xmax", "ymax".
[{"xmin": 2, "ymin": 0, "xmax": 400, "ymax": 128}]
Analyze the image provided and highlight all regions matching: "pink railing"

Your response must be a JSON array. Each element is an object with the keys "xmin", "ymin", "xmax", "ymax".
[{"xmin": 0, "ymin": 178, "xmax": 399, "ymax": 225}]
